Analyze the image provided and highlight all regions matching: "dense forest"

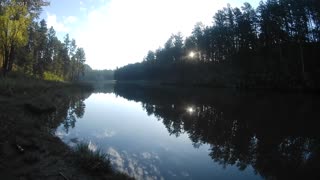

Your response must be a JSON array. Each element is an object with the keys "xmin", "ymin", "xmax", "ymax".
[
  {"xmin": 115, "ymin": 0, "xmax": 320, "ymax": 89},
  {"xmin": 81, "ymin": 64, "xmax": 114, "ymax": 82},
  {"xmin": 0, "ymin": 0, "xmax": 86, "ymax": 81}
]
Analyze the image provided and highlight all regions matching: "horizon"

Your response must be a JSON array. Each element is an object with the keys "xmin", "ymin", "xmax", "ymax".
[{"xmin": 41, "ymin": 0, "xmax": 259, "ymax": 70}]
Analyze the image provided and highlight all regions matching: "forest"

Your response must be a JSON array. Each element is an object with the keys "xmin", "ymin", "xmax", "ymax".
[
  {"xmin": 0, "ymin": 0, "xmax": 86, "ymax": 81},
  {"xmin": 115, "ymin": 0, "xmax": 320, "ymax": 90},
  {"xmin": 81, "ymin": 64, "xmax": 114, "ymax": 82}
]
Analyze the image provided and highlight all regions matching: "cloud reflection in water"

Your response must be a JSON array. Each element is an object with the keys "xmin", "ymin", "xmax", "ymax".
[
  {"xmin": 107, "ymin": 147, "xmax": 164, "ymax": 180},
  {"xmin": 94, "ymin": 129, "xmax": 116, "ymax": 138}
]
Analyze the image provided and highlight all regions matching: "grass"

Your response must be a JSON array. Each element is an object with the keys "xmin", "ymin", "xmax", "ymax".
[
  {"xmin": 74, "ymin": 142, "xmax": 112, "ymax": 173},
  {"xmin": 73, "ymin": 142, "xmax": 134, "ymax": 179},
  {"xmin": 0, "ymin": 72, "xmax": 62, "ymax": 95},
  {"xmin": 0, "ymin": 71, "xmax": 93, "ymax": 97}
]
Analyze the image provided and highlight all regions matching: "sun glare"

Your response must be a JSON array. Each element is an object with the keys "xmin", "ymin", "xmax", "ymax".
[
  {"xmin": 189, "ymin": 51, "xmax": 195, "ymax": 58},
  {"xmin": 187, "ymin": 107, "xmax": 195, "ymax": 114}
]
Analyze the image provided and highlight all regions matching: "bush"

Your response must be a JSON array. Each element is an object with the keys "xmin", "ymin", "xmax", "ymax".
[
  {"xmin": 74, "ymin": 142, "xmax": 112, "ymax": 173},
  {"xmin": 43, "ymin": 72, "xmax": 64, "ymax": 82}
]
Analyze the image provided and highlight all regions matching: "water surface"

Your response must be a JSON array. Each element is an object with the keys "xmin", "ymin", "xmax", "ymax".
[{"xmin": 55, "ymin": 84, "xmax": 320, "ymax": 180}]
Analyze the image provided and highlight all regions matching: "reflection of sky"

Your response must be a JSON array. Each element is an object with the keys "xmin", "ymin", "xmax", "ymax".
[
  {"xmin": 56, "ymin": 93, "xmax": 261, "ymax": 180},
  {"xmin": 107, "ymin": 147, "xmax": 164, "ymax": 180}
]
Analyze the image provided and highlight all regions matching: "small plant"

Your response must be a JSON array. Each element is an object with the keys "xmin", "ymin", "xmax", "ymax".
[{"xmin": 74, "ymin": 142, "xmax": 112, "ymax": 173}]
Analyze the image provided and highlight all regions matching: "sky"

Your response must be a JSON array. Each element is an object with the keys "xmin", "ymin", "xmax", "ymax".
[{"xmin": 41, "ymin": 0, "xmax": 259, "ymax": 70}]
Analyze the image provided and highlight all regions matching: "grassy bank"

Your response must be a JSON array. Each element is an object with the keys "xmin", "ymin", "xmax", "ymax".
[
  {"xmin": 0, "ymin": 73, "xmax": 92, "ymax": 97},
  {"xmin": 0, "ymin": 75, "xmax": 132, "ymax": 180}
]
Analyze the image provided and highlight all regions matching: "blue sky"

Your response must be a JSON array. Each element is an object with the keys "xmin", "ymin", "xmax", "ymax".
[{"xmin": 41, "ymin": 0, "xmax": 259, "ymax": 70}]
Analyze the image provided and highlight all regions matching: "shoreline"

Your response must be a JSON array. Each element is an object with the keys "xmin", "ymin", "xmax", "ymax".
[
  {"xmin": 115, "ymin": 80, "xmax": 320, "ymax": 94},
  {"xmin": 0, "ymin": 77, "xmax": 132, "ymax": 180}
]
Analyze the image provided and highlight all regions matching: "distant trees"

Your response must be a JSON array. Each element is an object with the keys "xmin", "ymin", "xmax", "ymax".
[
  {"xmin": 81, "ymin": 64, "xmax": 114, "ymax": 81},
  {"xmin": 72, "ymin": 48, "xmax": 86, "ymax": 81},
  {"xmin": 115, "ymin": 0, "xmax": 320, "ymax": 89},
  {"xmin": 0, "ymin": 0, "xmax": 86, "ymax": 81}
]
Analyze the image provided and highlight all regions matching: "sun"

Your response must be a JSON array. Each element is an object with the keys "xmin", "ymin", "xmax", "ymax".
[{"xmin": 189, "ymin": 51, "xmax": 195, "ymax": 58}]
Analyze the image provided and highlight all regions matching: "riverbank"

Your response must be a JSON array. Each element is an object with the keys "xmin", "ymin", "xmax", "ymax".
[
  {"xmin": 0, "ymin": 76, "xmax": 132, "ymax": 180},
  {"xmin": 115, "ymin": 79, "xmax": 320, "ymax": 93}
]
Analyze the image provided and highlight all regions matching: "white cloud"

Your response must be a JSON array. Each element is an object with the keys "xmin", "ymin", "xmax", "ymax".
[
  {"xmin": 141, "ymin": 152, "xmax": 152, "ymax": 159},
  {"xmin": 46, "ymin": 12, "xmax": 70, "ymax": 32},
  {"xmin": 47, "ymin": 12, "xmax": 78, "ymax": 33},
  {"xmin": 64, "ymin": 16, "xmax": 78, "ymax": 24},
  {"xmin": 94, "ymin": 129, "xmax": 116, "ymax": 138},
  {"xmin": 72, "ymin": 0, "xmax": 258, "ymax": 70},
  {"xmin": 80, "ymin": 7, "xmax": 87, "ymax": 12},
  {"xmin": 74, "ymin": 0, "xmax": 217, "ymax": 69},
  {"xmin": 80, "ymin": 0, "xmax": 87, "ymax": 11}
]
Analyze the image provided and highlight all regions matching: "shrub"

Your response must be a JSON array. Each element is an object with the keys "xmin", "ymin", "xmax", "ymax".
[
  {"xmin": 43, "ymin": 72, "xmax": 64, "ymax": 82},
  {"xmin": 74, "ymin": 142, "xmax": 112, "ymax": 173}
]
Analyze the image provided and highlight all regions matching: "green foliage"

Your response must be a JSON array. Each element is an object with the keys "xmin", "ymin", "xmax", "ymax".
[
  {"xmin": 0, "ymin": 2, "xmax": 30, "ymax": 46},
  {"xmin": 71, "ymin": 47, "xmax": 86, "ymax": 81},
  {"xmin": 43, "ymin": 71, "xmax": 64, "ymax": 82},
  {"xmin": 0, "ymin": 1, "xmax": 31, "ymax": 74},
  {"xmin": 0, "ymin": 1, "xmax": 86, "ymax": 81}
]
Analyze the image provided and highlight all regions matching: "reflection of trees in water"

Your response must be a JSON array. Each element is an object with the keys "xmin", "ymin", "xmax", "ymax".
[
  {"xmin": 48, "ymin": 92, "xmax": 91, "ymax": 133},
  {"xmin": 92, "ymin": 82, "xmax": 115, "ymax": 94},
  {"xmin": 114, "ymin": 83, "xmax": 320, "ymax": 179}
]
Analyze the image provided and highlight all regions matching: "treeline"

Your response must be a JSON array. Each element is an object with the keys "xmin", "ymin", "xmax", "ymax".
[
  {"xmin": 81, "ymin": 64, "xmax": 114, "ymax": 81},
  {"xmin": 115, "ymin": 0, "xmax": 320, "ymax": 89},
  {"xmin": 0, "ymin": 0, "xmax": 86, "ymax": 81}
]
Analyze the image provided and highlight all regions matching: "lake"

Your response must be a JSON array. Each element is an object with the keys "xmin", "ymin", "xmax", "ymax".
[{"xmin": 55, "ymin": 83, "xmax": 320, "ymax": 180}]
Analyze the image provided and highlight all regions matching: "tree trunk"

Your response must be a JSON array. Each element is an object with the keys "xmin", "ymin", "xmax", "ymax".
[
  {"xmin": 299, "ymin": 42, "xmax": 306, "ymax": 80},
  {"xmin": 8, "ymin": 46, "xmax": 15, "ymax": 72},
  {"xmin": 2, "ymin": 49, "xmax": 10, "ymax": 76}
]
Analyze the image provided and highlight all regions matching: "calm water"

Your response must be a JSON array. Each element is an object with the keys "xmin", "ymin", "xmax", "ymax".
[{"xmin": 55, "ymin": 84, "xmax": 320, "ymax": 180}]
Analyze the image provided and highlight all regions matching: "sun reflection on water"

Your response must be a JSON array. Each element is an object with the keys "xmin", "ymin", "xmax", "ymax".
[{"xmin": 186, "ymin": 106, "xmax": 194, "ymax": 114}]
